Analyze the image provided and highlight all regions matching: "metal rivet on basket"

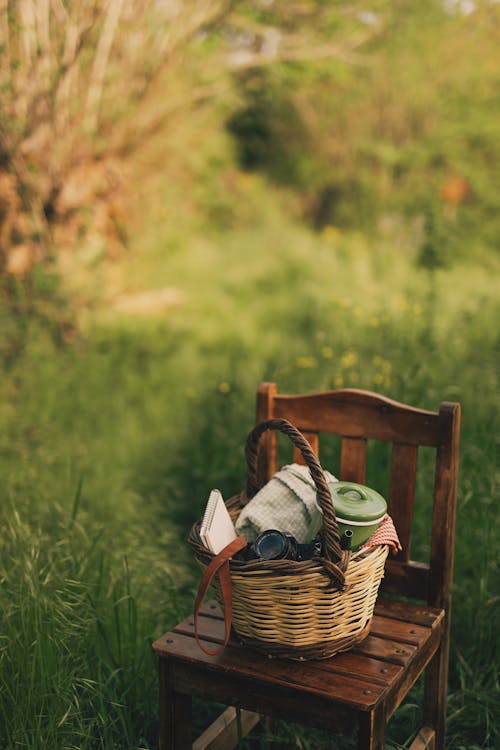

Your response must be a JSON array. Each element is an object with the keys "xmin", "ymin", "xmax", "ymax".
[
  {"xmin": 210, "ymin": 603, "xmax": 217, "ymax": 609},
  {"xmin": 166, "ymin": 638, "xmax": 174, "ymax": 643},
  {"xmin": 189, "ymin": 620, "xmax": 194, "ymax": 626},
  {"xmin": 409, "ymin": 629, "xmax": 417, "ymax": 634},
  {"xmin": 363, "ymin": 689, "xmax": 372, "ymax": 695},
  {"xmin": 395, "ymin": 648, "xmax": 405, "ymax": 654},
  {"xmin": 380, "ymin": 668, "xmax": 389, "ymax": 674}
]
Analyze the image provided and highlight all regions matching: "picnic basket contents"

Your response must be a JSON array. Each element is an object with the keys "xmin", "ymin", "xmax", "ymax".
[{"xmin": 189, "ymin": 417, "xmax": 400, "ymax": 661}]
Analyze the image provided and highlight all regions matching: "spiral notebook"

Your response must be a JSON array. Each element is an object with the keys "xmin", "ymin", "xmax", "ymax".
[{"xmin": 199, "ymin": 489, "xmax": 238, "ymax": 554}]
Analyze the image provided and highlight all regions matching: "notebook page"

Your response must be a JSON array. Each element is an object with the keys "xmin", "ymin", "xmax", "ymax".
[{"xmin": 200, "ymin": 490, "xmax": 237, "ymax": 554}]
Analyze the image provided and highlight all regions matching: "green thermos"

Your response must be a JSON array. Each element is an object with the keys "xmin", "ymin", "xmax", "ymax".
[{"xmin": 328, "ymin": 481, "xmax": 387, "ymax": 551}]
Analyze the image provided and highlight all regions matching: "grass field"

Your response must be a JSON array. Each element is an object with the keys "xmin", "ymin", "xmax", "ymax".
[{"xmin": 1, "ymin": 197, "xmax": 499, "ymax": 748}]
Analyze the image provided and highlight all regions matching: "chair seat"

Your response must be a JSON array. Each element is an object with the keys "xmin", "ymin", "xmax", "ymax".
[{"xmin": 153, "ymin": 597, "xmax": 444, "ymax": 734}]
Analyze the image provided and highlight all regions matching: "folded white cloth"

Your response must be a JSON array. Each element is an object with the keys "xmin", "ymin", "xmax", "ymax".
[{"xmin": 235, "ymin": 463, "xmax": 338, "ymax": 543}]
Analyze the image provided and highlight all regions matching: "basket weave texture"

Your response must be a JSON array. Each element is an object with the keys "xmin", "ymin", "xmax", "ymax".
[{"xmin": 189, "ymin": 418, "xmax": 389, "ymax": 660}]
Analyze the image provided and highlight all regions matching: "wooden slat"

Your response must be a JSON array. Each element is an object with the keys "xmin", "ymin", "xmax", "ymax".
[
  {"xmin": 374, "ymin": 598, "xmax": 443, "ymax": 628},
  {"xmin": 256, "ymin": 382, "xmax": 278, "ymax": 483},
  {"xmin": 173, "ymin": 614, "xmax": 225, "ymax": 646},
  {"xmin": 293, "ymin": 431, "xmax": 319, "ymax": 464},
  {"xmin": 369, "ymin": 616, "xmax": 431, "ymax": 646},
  {"xmin": 272, "ymin": 390, "xmax": 440, "ymax": 446},
  {"xmin": 340, "ymin": 436, "xmax": 367, "ymax": 482},
  {"xmin": 388, "ymin": 443, "xmax": 418, "ymax": 562},
  {"xmin": 353, "ymin": 635, "xmax": 416, "ymax": 667},
  {"xmin": 174, "ymin": 611, "xmax": 402, "ymax": 688},
  {"xmin": 313, "ymin": 653, "xmax": 401, "ymax": 687},
  {"xmin": 408, "ymin": 726, "xmax": 436, "ymax": 749},
  {"xmin": 193, "ymin": 707, "xmax": 260, "ymax": 750}
]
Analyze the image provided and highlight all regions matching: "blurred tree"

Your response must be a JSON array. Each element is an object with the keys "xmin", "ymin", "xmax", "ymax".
[
  {"xmin": 0, "ymin": 0, "xmax": 234, "ymax": 276},
  {"xmin": 0, "ymin": 0, "xmax": 380, "ymax": 278}
]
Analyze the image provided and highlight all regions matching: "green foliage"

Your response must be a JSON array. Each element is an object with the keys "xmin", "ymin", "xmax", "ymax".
[
  {"xmin": 417, "ymin": 202, "xmax": 452, "ymax": 270},
  {"xmin": 1, "ymin": 2, "xmax": 499, "ymax": 748},
  {"xmin": 226, "ymin": 1, "xmax": 500, "ymax": 247},
  {"xmin": 227, "ymin": 69, "xmax": 315, "ymax": 187},
  {"xmin": 0, "ymin": 505, "xmax": 178, "ymax": 749},
  {"xmin": 1, "ymin": 210, "xmax": 499, "ymax": 747},
  {"xmin": 0, "ymin": 268, "xmax": 74, "ymax": 368}
]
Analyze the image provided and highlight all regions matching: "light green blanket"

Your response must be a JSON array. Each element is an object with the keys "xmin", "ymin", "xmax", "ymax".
[{"xmin": 235, "ymin": 463, "xmax": 338, "ymax": 543}]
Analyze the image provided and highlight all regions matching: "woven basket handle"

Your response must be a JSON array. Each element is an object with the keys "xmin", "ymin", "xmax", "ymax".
[{"xmin": 245, "ymin": 418, "xmax": 344, "ymax": 566}]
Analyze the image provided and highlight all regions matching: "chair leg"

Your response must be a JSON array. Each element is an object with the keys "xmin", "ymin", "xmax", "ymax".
[
  {"xmin": 423, "ymin": 633, "xmax": 450, "ymax": 750},
  {"xmin": 357, "ymin": 708, "xmax": 386, "ymax": 750},
  {"xmin": 159, "ymin": 658, "xmax": 192, "ymax": 750}
]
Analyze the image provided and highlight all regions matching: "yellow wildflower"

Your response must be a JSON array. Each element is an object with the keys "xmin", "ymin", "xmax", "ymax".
[
  {"xmin": 321, "ymin": 346, "xmax": 334, "ymax": 359},
  {"xmin": 322, "ymin": 225, "xmax": 341, "ymax": 240},
  {"xmin": 218, "ymin": 382, "xmax": 231, "ymax": 394},
  {"xmin": 296, "ymin": 356, "xmax": 316, "ymax": 369},
  {"xmin": 340, "ymin": 351, "xmax": 358, "ymax": 369}
]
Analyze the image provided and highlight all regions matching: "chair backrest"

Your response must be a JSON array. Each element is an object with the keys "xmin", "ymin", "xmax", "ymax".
[{"xmin": 255, "ymin": 382, "xmax": 461, "ymax": 612}]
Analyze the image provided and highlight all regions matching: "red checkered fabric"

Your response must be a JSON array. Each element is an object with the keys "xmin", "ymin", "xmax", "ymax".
[{"xmin": 360, "ymin": 514, "xmax": 402, "ymax": 554}]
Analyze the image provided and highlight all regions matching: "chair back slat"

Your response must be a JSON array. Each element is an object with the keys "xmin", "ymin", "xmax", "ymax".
[
  {"xmin": 271, "ymin": 389, "xmax": 440, "ymax": 446},
  {"xmin": 428, "ymin": 402, "xmax": 461, "ymax": 609},
  {"xmin": 255, "ymin": 383, "xmax": 460, "ymax": 609},
  {"xmin": 340, "ymin": 437, "xmax": 367, "ymax": 483},
  {"xmin": 256, "ymin": 383, "xmax": 279, "ymax": 484},
  {"xmin": 388, "ymin": 443, "xmax": 418, "ymax": 563}
]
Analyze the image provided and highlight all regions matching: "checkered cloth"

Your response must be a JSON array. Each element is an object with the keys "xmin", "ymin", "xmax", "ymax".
[
  {"xmin": 235, "ymin": 463, "xmax": 338, "ymax": 543},
  {"xmin": 361, "ymin": 514, "xmax": 402, "ymax": 554}
]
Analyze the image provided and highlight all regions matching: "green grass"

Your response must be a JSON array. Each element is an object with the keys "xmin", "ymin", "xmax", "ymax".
[{"xmin": 1, "ymin": 205, "xmax": 499, "ymax": 748}]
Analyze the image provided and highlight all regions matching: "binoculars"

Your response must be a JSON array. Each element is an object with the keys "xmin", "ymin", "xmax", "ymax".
[{"xmin": 243, "ymin": 529, "xmax": 322, "ymax": 562}]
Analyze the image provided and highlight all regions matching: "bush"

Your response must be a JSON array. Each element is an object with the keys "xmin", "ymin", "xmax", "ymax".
[{"xmin": 0, "ymin": 0, "xmax": 231, "ymax": 275}]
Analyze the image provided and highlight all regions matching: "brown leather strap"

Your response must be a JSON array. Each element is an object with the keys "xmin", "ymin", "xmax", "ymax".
[{"xmin": 194, "ymin": 536, "xmax": 247, "ymax": 655}]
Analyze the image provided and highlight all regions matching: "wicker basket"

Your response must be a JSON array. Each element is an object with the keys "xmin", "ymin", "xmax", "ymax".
[{"xmin": 189, "ymin": 418, "xmax": 389, "ymax": 660}]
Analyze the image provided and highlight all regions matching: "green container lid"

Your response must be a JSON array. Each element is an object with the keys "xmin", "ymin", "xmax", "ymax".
[{"xmin": 328, "ymin": 481, "xmax": 387, "ymax": 523}]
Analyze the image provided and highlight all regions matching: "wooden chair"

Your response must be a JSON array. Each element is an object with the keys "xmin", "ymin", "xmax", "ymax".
[{"xmin": 153, "ymin": 383, "xmax": 460, "ymax": 750}]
